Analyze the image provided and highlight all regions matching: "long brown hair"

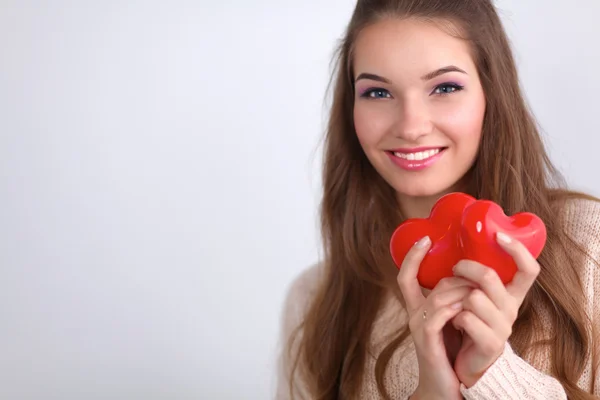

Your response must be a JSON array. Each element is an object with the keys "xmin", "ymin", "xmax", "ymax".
[{"xmin": 287, "ymin": 0, "xmax": 599, "ymax": 399}]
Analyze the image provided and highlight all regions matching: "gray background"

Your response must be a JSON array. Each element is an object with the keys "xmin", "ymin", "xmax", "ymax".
[{"xmin": 1, "ymin": 0, "xmax": 598, "ymax": 399}]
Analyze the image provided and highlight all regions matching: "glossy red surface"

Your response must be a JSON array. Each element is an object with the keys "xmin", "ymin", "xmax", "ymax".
[{"xmin": 389, "ymin": 192, "xmax": 547, "ymax": 289}]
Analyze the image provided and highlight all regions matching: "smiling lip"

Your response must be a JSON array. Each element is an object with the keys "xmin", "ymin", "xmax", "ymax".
[
  {"xmin": 390, "ymin": 146, "xmax": 445, "ymax": 153},
  {"xmin": 387, "ymin": 146, "xmax": 447, "ymax": 171}
]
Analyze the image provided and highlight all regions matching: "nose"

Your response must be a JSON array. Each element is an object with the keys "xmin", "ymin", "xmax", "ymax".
[{"xmin": 394, "ymin": 97, "xmax": 433, "ymax": 141}]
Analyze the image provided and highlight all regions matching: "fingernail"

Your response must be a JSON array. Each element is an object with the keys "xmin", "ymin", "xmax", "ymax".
[
  {"xmin": 451, "ymin": 302, "xmax": 462, "ymax": 309},
  {"xmin": 415, "ymin": 236, "xmax": 431, "ymax": 248},
  {"xmin": 496, "ymin": 232, "xmax": 512, "ymax": 244}
]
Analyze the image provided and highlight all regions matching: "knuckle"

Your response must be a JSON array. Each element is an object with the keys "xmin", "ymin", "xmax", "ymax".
[
  {"xmin": 396, "ymin": 273, "xmax": 409, "ymax": 289},
  {"xmin": 459, "ymin": 288, "xmax": 472, "ymax": 304},
  {"xmin": 396, "ymin": 273, "xmax": 406, "ymax": 288},
  {"xmin": 469, "ymin": 289, "xmax": 483, "ymax": 302},
  {"xmin": 454, "ymin": 260, "xmax": 466, "ymax": 271},
  {"xmin": 459, "ymin": 310, "xmax": 471, "ymax": 326},
  {"xmin": 530, "ymin": 262, "xmax": 541, "ymax": 276},
  {"xmin": 462, "ymin": 290, "xmax": 478, "ymax": 309},
  {"xmin": 436, "ymin": 277, "xmax": 454, "ymax": 290},
  {"xmin": 507, "ymin": 306, "xmax": 518, "ymax": 322},
  {"xmin": 429, "ymin": 293, "xmax": 445, "ymax": 309},
  {"xmin": 503, "ymin": 325, "xmax": 513, "ymax": 339},
  {"xmin": 506, "ymin": 303, "xmax": 519, "ymax": 322},
  {"xmin": 398, "ymin": 282, "xmax": 412, "ymax": 297},
  {"xmin": 481, "ymin": 269, "xmax": 498, "ymax": 285}
]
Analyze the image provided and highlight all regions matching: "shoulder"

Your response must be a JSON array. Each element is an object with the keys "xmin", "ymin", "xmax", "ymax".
[
  {"xmin": 562, "ymin": 197, "xmax": 600, "ymax": 256},
  {"xmin": 280, "ymin": 263, "xmax": 324, "ymax": 333},
  {"xmin": 560, "ymin": 197, "xmax": 600, "ymax": 310},
  {"xmin": 275, "ymin": 263, "xmax": 324, "ymax": 399}
]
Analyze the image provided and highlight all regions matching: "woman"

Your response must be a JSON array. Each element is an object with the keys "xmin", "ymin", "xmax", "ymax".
[{"xmin": 277, "ymin": 0, "xmax": 600, "ymax": 399}]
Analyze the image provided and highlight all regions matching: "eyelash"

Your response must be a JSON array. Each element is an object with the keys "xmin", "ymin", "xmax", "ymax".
[
  {"xmin": 359, "ymin": 83, "xmax": 465, "ymax": 99},
  {"xmin": 433, "ymin": 83, "xmax": 465, "ymax": 96}
]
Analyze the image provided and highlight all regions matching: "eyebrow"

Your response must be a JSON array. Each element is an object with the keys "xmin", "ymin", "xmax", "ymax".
[
  {"xmin": 421, "ymin": 65, "xmax": 467, "ymax": 81},
  {"xmin": 354, "ymin": 65, "xmax": 467, "ymax": 84},
  {"xmin": 355, "ymin": 73, "xmax": 391, "ymax": 84}
]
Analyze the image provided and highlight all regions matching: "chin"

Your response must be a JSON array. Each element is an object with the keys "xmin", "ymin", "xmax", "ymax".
[
  {"xmin": 391, "ymin": 168, "xmax": 470, "ymax": 196},
  {"xmin": 393, "ymin": 182, "xmax": 454, "ymax": 199}
]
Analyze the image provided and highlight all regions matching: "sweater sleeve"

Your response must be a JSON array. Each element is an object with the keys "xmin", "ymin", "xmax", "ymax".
[
  {"xmin": 459, "ymin": 342, "xmax": 567, "ymax": 399},
  {"xmin": 274, "ymin": 265, "xmax": 321, "ymax": 400}
]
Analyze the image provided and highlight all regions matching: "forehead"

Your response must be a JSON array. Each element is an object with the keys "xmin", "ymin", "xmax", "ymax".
[{"xmin": 353, "ymin": 18, "xmax": 476, "ymax": 80}]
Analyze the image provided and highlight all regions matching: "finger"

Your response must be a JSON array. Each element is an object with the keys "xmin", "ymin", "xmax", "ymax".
[
  {"xmin": 429, "ymin": 276, "xmax": 478, "ymax": 294},
  {"xmin": 421, "ymin": 276, "xmax": 475, "ymax": 297},
  {"xmin": 412, "ymin": 303, "xmax": 464, "ymax": 366},
  {"xmin": 418, "ymin": 302, "xmax": 464, "ymax": 346},
  {"xmin": 452, "ymin": 260, "xmax": 507, "ymax": 310},
  {"xmin": 397, "ymin": 236, "xmax": 431, "ymax": 313},
  {"xmin": 425, "ymin": 286, "xmax": 473, "ymax": 313},
  {"xmin": 453, "ymin": 311, "xmax": 504, "ymax": 359},
  {"xmin": 461, "ymin": 289, "xmax": 512, "ymax": 338},
  {"xmin": 496, "ymin": 232, "xmax": 541, "ymax": 304}
]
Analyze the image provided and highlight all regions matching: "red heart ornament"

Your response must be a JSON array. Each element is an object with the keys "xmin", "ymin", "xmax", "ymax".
[{"xmin": 389, "ymin": 192, "xmax": 547, "ymax": 290}]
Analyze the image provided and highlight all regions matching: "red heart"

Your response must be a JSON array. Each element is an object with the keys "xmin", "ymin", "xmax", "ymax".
[{"xmin": 389, "ymin": 192, "xmax": 547, "ymax": 289}]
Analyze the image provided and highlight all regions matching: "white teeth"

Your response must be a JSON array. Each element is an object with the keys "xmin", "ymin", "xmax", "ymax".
[{"xmin": 394, "ymin": 148, "xmax": 441, "ymax": 160}]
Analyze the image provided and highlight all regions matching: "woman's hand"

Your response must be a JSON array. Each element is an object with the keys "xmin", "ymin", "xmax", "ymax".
[
  {"xmin": 451, "ymin": 232, "xmax": 541, "ymax": 388},
  {"xmin": 398, "ymin": 236, "xmax": 476, "ymax": 400}
]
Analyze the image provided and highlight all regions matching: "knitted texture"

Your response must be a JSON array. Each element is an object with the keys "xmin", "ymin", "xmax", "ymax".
[{"xmin": 276, "ymin": 199, "xmax": 600, "ymax": 399}]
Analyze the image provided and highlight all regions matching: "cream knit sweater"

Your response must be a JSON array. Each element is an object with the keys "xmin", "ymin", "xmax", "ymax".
[{"xmin": 276, "ymin": 199, "xmax": 600, "ymax": 399}]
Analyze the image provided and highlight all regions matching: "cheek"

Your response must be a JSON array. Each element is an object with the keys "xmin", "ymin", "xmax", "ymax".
[
  {"xmin": 353, "ymin": 105, "xmax": 395, "ymax": 146},
  {"xmin": 437, "ymin": 95, "xmax": 485, "ymax": 146}
]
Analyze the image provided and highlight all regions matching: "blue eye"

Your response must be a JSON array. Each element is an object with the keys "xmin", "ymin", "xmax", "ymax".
[
  {"xmin": 360, "ymin": 88, "xmax": 391, "ymax": 99},
  {"xmin": 432, "ymin": 83, "xmax": 464, "ymax": 95}
]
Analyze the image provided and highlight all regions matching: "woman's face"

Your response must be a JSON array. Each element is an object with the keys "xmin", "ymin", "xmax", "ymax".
[{"xmin": 352, "ymin": 18, "xmax": 486, "ymax": 215}]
